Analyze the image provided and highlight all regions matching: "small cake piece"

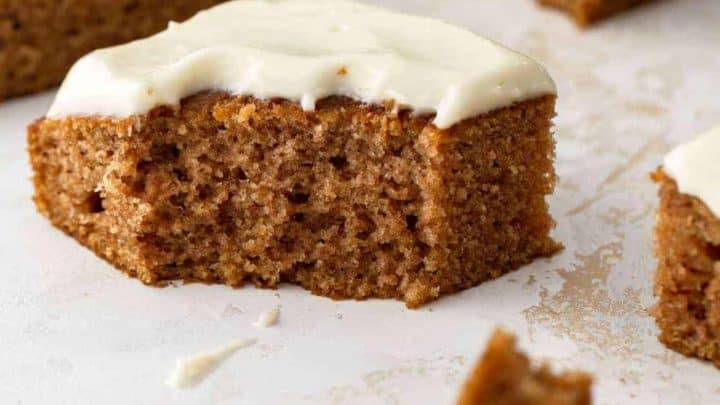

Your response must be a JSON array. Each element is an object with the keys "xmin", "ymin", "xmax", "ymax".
[
  {"xmin": 652, "ymin": 126, "xmax": 720, "ymax": 367},
  {"xmin": 537, "ymin": 0, "xmax": 656, "ymax": 26},
  {"xmin": 0, "ymin": 0, "xmax": 226, "ymax": 100},
  {"xmin": 457, "ymin": 329, "xmax": 592, "ymax": 405},
  {"xmin": 28, "ymin": 0, "xmax": 560, "ymax": 308}
]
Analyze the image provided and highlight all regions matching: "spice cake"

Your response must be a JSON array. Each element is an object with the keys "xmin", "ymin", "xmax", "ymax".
[
  {"xmin": 457, "ymin": 329, "xmax": 592, "ymax": 405},
  {"xmin": 0, "ymin": 0, "xmax": 226, "ymax": 100},
  {"xmin": 28, "ymin": 0, "xmax": 561, "ymax": 307},
  {"xmin": 652, "ymin": 126, "xmax": 720, "ymax": 367},
  {"xmin": 537, "ymin": 0, "xmax": 657, "ymax": 26}
]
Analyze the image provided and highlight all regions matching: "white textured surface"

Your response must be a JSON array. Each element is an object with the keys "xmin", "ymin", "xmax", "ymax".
[
  {"xmin": 2, "ymin": 0, "xmax": 720, "ymax": 404},
  {"xmin": 47, "ymin": 0, "xmax": 555, "ymax": 129},
  {"xmin": 664, "ymin": 126, "xmax": 720, "ymax": 217}
]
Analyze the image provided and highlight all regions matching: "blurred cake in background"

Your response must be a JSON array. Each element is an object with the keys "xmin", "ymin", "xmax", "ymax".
[
  {"xmin": 0, "ymin": 0, "xmax": 226, "ymax": 100},
  {"xmin": 537, "ymin": 0, "xmax": 657, "ymax": 26},
  {"xmin": 653, "ymin": 126, "xmax": 720, "ymax": 368},
  {"xmin": 457, "ymin": 329, "xmax": 592, "ymax": 405}
]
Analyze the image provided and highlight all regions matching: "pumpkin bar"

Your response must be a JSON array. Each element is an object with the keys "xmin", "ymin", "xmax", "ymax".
[
  {"xmin": 652, "ymin": 126, "xmax": 720, "ymax": 366},
  {"xmin": 28, "ymin": 0, "xmax": 560, "ymax": 307}
]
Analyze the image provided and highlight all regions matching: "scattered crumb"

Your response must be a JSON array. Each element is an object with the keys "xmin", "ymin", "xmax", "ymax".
[
  {"xmin": 221, "ymin": 304, "xmax": 243, "ymax": 318},
  {"xmin": 337, "ymin": 66, "xmax": 348, "ymax": 75},
  {"xmin": 165, "ymin": 338, "xmax": 257, "ymax": 389},
  {"xmin": 253, "ymin": 308, "xmax": 280, "ymax": 328}
]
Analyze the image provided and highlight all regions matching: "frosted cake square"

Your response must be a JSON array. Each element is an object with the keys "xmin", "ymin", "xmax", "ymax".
[
  {"xmin": 28, "ymin": 0, "xmax": 560, "ymax": 307},
  {"xmin": 653, "ymin": 126, "xmax": 720, "ymax": 366}
]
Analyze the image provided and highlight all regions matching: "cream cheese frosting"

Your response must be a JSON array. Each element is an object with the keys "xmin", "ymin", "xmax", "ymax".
[
  {"xmin": 47, "ymin": 0, "xmax": 555, "ymax": 129},
  {"xmin": 664, "ymin": 126, "xmax": 720, "ymax": 217},
  {"xmin": 165, "ymin": 338, "xmax": 257, "ymax": 389}
]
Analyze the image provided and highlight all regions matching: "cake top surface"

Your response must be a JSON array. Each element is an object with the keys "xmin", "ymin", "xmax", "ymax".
[
  {"xmin": 46, "ymin": 0, "xmax": 555, "ymax": 129},
  {"xmin": 664, "ymin": 126, "xmax": 720, "ymax": 216}
]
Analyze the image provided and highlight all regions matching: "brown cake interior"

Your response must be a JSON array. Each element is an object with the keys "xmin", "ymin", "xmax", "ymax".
[
  {"xmin": 652, "ymin": 169, "xmax": 720, "ymax": 366},
  {"xmin": 0, "ymin": 0, "xmax": 225, "ymax": 100},
  {"xmin": 457, "ymin": 329, "xmax": 592, "ymax": 405},
  {"xmin": 28, "ymin": 92, "xmax": 559, "ymax": 307}
]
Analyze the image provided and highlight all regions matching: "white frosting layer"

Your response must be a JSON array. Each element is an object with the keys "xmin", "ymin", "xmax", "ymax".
[
  {"xmin": 253, "ymin": 307, "xmax": 280, "ymax": 328},
  {"xmin": 47, "ymin": 0, "xmax": 555, "ymax": 129},
  {"xmin": 664, "ymin": 126, "xmax": 720, "ymax": 217},
  {"xmin": 165, "ymin": 338, "xmax": 256, "ymax": 389}
]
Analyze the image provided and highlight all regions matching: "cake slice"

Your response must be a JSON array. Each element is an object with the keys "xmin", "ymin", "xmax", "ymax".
[
  {"xmin": 457, "ymin": 329, "xmax": 592, "ymax": 405},
  {"xmin": 652, "ymin": 126, "xmax": 720, "ymax": 367},
  {"xmin": 537, "ymin": 0, "xmax": 657, "ymax": 26},
  {"xmin": 28, "ymin": 0, "xmax": 560, "ymax": 308},
  {"xmin": 0, "ymin": 0, "xmax": 226, "ymax": 100}
]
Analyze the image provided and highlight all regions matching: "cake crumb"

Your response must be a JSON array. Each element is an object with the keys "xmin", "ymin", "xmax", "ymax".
[
  {"xmin": 165, "ymin": 338, "xmax": 257, "ymax": 389},
  {"xmin": 253, "ymin": 308, "xmax": 280, "ymax": 328},
  {"xmin": 337, "ymin": 66, "xmax": 348, "ymax": 75}
]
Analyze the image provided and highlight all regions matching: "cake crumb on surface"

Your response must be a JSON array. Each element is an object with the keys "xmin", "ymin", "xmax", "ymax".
[
  {"xmin": 253, "ymin": 308, "xmax": 280, "ymax": 328},
  {"xmin": 165, "ymin": 338, "xmax": 257, "ymax": 389},
  {"xmin": 537, "ymin": 0, "xmax": 657, "ymax": 27},
  {"xmin": 457, "ymin": 329, "xmax": 592, "ymax": 404}
]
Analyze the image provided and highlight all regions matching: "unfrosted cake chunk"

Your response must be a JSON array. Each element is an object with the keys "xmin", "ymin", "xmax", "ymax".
[
  {"xmin": 28, "ymin": 0, "xmax": 560, "ymax": 307},
  {"xmin": 0, "ymin": 0, "xmax": 226, "ymax": 100},
  {"xmin": 652, "ymin": 126, "xmax": 720, "ymax": 367},
  {"xmin": 457, "ymin": 329, "xmax": 592, "ymax": 405},
  {"xmin": 537, "ymin": 0, "xmax": 657, "ymax": 26}
]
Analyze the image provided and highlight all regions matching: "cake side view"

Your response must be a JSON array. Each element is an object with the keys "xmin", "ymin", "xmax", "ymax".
[
  {"xmin": 652, "ymin": 126, "xmax": 720, "ymax": 367},
  {"xmin": 457, "ymin": 329, "xmax": 592, "ymax": 405},
  {"xmin": 537, "ymin": 0, "xmax": 657, "ymax": 26},
  {"xmin": 0, "ymin": 0, "xmax": 226, "ymax": 100},
  {"xmin": 28, "ymin": 0, "xmax": 561, "ymax": 307}
]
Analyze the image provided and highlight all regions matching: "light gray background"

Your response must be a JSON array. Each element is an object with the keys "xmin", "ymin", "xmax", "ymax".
[{"xmin": 2, "ymin": 0, "xmax": 719, "ymax": 403}]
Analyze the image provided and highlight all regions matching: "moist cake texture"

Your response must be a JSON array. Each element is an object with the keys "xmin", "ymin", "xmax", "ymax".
[
  {"xmin": 0, "ymin": 0, "xmax": 225, "ymax": 100},
  {"xmin": 457, "ymin": 329, "xmax": 592, "ymax": 405},
  {"xmin": 28, "ymin": 0, "xmax": 560, "ymax": 307},
  {"xmin": 652, "ymin": 126, "xmax": 720, "ymax": 367},
  {"xmin": 537, "ymin": 0, "xmax": 657, "ymax": 26}
]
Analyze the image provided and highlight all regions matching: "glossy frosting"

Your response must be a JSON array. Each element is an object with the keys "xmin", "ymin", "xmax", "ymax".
[
  {"xmin": 664, "ymin": 126, "xmax": 720, "ymax": 216},
  {"xmin": 48, "ymin": 0, "xmax": 556, "ymax": 129}
]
